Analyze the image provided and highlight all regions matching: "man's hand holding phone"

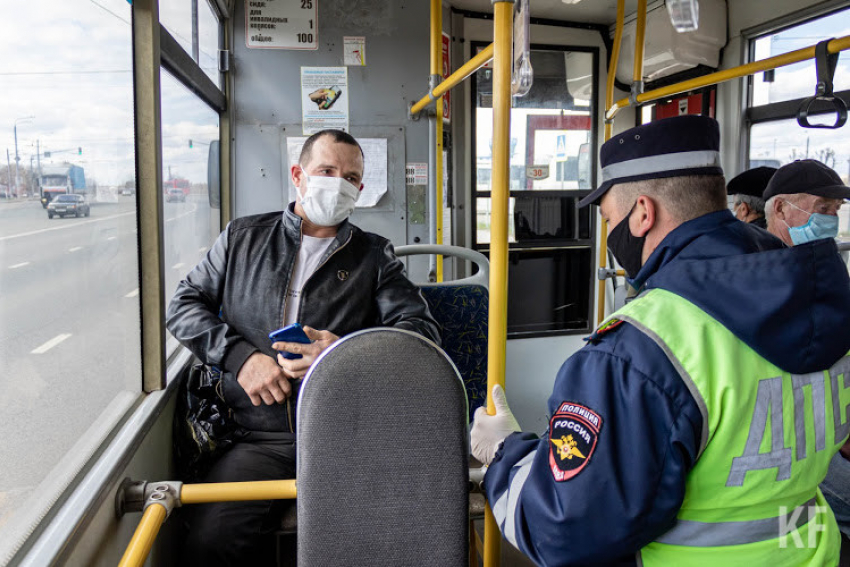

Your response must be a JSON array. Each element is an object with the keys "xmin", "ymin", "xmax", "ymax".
[{"xmin": 271, "ymin": 325, "xmax": 339, "ymax": 379}]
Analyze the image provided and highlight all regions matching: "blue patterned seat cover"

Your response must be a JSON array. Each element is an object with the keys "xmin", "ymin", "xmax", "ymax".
[{"xmin": 420, "ymin": 284, "xmax": 488, "ymax": 421}]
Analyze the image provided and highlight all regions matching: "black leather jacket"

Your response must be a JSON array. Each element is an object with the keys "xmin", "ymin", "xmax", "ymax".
[{"xmin": 166, "ymin": 205, "xmax": 440, "ymax": 432}]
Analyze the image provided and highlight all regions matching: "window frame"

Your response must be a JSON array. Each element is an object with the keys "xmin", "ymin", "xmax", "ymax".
[
  {"xmin": 741, "ymin": 2, "xmax": 850, "ymax": 170},
  {"xmin": 133, "ymin": 0, "xmax": 228, "ymax": 392},
  {"xmin": 470, "ymin": 41, "xmax": 599, "ymax": 339}
]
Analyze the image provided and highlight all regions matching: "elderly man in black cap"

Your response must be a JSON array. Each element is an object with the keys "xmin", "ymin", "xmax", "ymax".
[
  {"xmin": 470, "ymin": 115, "xmax": 850, "ymax": 566},
  {"xmin": 764, "ymin": 159, "xmax": 850, "ymax": 245},
  {"xmin": 727, "ymin": 166, "xmax": 776, "ymax": 229},
  {"xmin": 762, "ymin": 161, "xmax": 850, "ymax": 542}
]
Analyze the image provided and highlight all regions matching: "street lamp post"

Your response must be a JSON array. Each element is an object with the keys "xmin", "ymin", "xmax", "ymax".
[
  {"xmin": 14, "ymin": 116, "xmax": 34, "ymax": 197},
  {"xmin": 5, "ymin": 149, "xmax": 11, "ymax": 199}
]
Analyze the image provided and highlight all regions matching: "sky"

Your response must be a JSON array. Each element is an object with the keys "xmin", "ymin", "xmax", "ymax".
[{"xmin": 0, "ymin": 0, "xmax": 219, "ymax": 188}]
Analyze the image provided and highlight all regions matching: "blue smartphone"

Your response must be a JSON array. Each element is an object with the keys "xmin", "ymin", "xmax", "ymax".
[{"xmin": 269, "ymin": 323, "xmax": 312, "ymax": 360}]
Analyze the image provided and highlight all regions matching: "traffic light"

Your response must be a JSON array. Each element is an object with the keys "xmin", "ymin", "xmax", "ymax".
[
  {"xmin": 78, "ymin": 147, "xmax": 82, "ymax": 155},
  {"xmin": 189, "ymin": 139, "xmax": 193, "ymax": 148}
]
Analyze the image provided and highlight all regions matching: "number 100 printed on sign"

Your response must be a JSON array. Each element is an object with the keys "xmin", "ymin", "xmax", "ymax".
[{"xmin": 246, "ymin": 0, "xmax": 318, "ymax": 50}]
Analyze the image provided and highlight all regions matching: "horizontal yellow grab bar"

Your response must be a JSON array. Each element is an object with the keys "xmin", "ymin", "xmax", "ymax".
[
  {"xmin": 181, "ymin": 479, "xmax": 297, "ymax": 504},
  {"xmin": 410, "ymin": 43, "xmax": 494, "ymax": 115},
  {"xmin": 606, "ymin": 35, "xmax": 850, "ymax": 120}
]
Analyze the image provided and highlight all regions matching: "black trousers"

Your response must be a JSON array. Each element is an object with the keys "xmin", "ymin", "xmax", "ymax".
[{"xmin": 181, "ymin": 432, "xmax": 297, "ymax": 567}]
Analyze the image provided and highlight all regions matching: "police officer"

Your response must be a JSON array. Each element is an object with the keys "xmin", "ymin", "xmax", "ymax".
[
  {"xmin": 471, "ymin": 115, "xmax": 850, "ymax": 565},
  {"xmin": 765, "ymin": 159, "xmax": 850, "ymax": 246},
  {"xmin": 727, "ymin": 166, "xmax": 776, "ymax": 229}
]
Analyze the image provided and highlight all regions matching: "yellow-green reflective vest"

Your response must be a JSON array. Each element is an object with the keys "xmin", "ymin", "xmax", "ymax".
[{"xmin": 610, "ymin": 288, "xmax": 849, "ymax": 566}]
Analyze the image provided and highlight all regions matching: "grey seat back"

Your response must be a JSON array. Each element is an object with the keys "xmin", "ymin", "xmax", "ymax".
[{"xmin": 296, "ymin": 328, "xmax": 469, "ymax": 567}]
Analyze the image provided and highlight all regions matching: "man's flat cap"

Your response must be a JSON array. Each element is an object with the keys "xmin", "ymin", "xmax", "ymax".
[
  {"xmin": 726, "ymin": 166, "xmax": 776, "ymax": 199},
  {"xmin": 579, "ymin": 115, "xmax": 723, "ymax": 208},
  {"xmin": 763, "ymin": 159, "xmax": 850, "ymax": 201}
]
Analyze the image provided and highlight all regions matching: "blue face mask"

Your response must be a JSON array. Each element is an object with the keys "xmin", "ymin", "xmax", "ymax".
[{"xmin": 782, "ymin": 199, "xmax": 839, "ymax": 245}]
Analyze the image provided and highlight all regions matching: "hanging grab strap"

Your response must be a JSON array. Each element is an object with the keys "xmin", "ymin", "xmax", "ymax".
[{"xmin": 797, "ymin": 39, "xmax": 848, "ymax": 129}]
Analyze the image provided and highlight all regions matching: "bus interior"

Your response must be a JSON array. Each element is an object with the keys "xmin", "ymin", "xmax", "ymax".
[{"xmin": 2, "ymin": 0, "xmax": 850, "ymax": 565}]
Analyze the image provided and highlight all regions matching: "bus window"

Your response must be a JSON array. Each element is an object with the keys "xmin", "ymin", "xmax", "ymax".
[
  {"xmin": 160, "ymin": 70, "xmax": 221, "ymax": 358},
  {"xmin": 746, "ymin": 6, "xmax": 850, "ymax": 237},
  {"xmin": 161, "ymin": 1, "xmax": 221, "ymax": 87},
  {"xmin": 750, "ymin": 7, "xmax": 850, "ymax": 106},
  {"xmin": 198, "ymin": 1, "xmax": 222, "ymax": 87},
  {"xmin": 0, "ymin": 0, "xmax": 141, "ymax": 557},
  {"xmin": 473, "ymin": 45, "xmax": 598, "ymax": 337}
]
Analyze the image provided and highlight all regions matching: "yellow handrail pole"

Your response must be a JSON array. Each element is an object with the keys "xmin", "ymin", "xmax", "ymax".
[
  {"xmin": 181, "ymin": 479, "xmax": 297, "ymax": 504},
  {"xmin": 607, "ymin": 35, "xmax": 850, "ymax": 120},
  {"xmin": 437, "ymin": 96, "xmax": 445, "ymax": 281},
  {"xmin": 484, "ymin": 3, "xmax": 514, "ymax": 567},
  {"xmin": 633, "ymin": 0, "xmax": 647, "ymax": 85},
  {"xmin": 487, "ymin": 0, "xmax": 513, "ymax": 422},
  {"xmin": 598, "ymin": 0, "xmax": 626, "ymax": 325},
  {"xmin": 410, "ymin": 44, "xmax": 494, "ymax": 115},
  {"xmin": 432, "ymin": 0, "xmax": 444, "ymax": 282},
  {"xmin": 117, "ymin": 503, "xmax": 167, "ymax": 567},
  {"xmin": 431, "ymin": 0, "xmax": 440, "ymax": 79},
  {"xmin": 603, "ymin": 0, "xmax": 625, "ymax": 141}
]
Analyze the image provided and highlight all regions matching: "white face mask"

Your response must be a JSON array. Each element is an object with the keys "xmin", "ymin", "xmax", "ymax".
[{"xmin": 298, "ymin": 168, "xmax": 360, "ymax": 226}]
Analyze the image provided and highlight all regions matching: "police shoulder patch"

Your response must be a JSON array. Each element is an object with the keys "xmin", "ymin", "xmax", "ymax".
[
  {"xmin": 548, "ymin": 401, "xmax": 603, "ymax": 482},
  {"xmin": 584, "ymin": 318, "xmax": 624, "ymax": 343},
  {"xmin": 596, "ymin": 318, "xmax": 623, "ymax": 335}
]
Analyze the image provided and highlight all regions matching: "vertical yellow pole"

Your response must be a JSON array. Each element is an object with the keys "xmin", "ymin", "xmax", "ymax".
[
  {"xmin": 433, "ymin": 0, "xmax": 445, "ymax": 282},
  {"xmin": 484, "ymin": 3, "xmax": 513, "ymax": 567},
  {"xmin": 634, "ymin": 0, "xmax": 647, "ymax": 85},
  {"xmin": 598, "ymin": 0, "xmax": 626, "ymax": 325},
  {"xmin": 437, "ymin": 97, "xmax": 445, "ymax": 282},
  {"xmin": 604, "ymin": 0, "xmax": 625, "ymax": 142},
  {"xmin": 117, "ymin": 504, "xmax": 168, "ymax": 567},
  {"xmin": 430, "ymin": 0, "xmax": 440, "ymax": 78}
]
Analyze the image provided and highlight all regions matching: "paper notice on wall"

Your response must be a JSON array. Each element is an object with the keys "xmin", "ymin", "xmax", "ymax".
[
  {"xmin": 443, "ymin": 150, "xmax": 449, "ymax": 207},
  {"xmin": 358, "ymin": 138, "xmax": 388, "ymax": 206},
  {"xmin": 301, "ymin": 67, "xmax": 349, "ymax": 135},
  {"xmin": 344, "ymin": 36, "xmax": 366, "ymax": 66},
  {"xmin": 245, "ymin": 0, "xmax": 318, "ymax": 50},
  {"xmin": 442, "ymin": 150, "xmax": 451, "ymax": 245},
  {"xmin": 405, "ymin": 163, "xmax": 427, "ymax": 186},
  {"xmin": 286, "ymin": 137, "xmax": 388, "ymax": 207}
]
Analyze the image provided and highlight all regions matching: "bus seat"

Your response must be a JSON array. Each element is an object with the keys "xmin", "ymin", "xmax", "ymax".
[
  {"xmin": 296, "ymin": 328, "xmax": 469, "ymax": 567},
  {"xmin": 395, "ymin": 244, "xmax": 489, "ymax": 421}
]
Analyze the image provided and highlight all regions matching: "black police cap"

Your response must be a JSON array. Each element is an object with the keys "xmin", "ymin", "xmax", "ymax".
[{"xmin": 579, "ymin": 115, "xmax": 723, "ymax": 208}]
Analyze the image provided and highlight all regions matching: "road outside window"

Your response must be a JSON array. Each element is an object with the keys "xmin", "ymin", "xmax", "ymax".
[{"xmin": 0, "ymin": 0, "xmax": 141, "ymax": 558}]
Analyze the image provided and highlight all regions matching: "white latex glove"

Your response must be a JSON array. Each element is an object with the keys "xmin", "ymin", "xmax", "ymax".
[{"xmin": 471, "ymin": 385, "xmax": 521, "ymax": 465}]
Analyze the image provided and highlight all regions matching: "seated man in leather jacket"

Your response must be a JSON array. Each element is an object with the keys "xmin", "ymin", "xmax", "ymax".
[{"xmin": 166, "ymin": 129, "xmax": 440, "ymax": 567}]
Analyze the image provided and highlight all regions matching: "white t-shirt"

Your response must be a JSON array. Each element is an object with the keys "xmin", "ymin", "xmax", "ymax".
[{"xmin": 283, "ymin": 234, "xmax": 335, "ymax": 326}]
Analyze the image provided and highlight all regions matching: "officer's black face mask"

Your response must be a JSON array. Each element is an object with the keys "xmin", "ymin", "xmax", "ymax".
[{"xmin": 607, "ymin": 202, "xmax": 646, "ymax": 279}]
